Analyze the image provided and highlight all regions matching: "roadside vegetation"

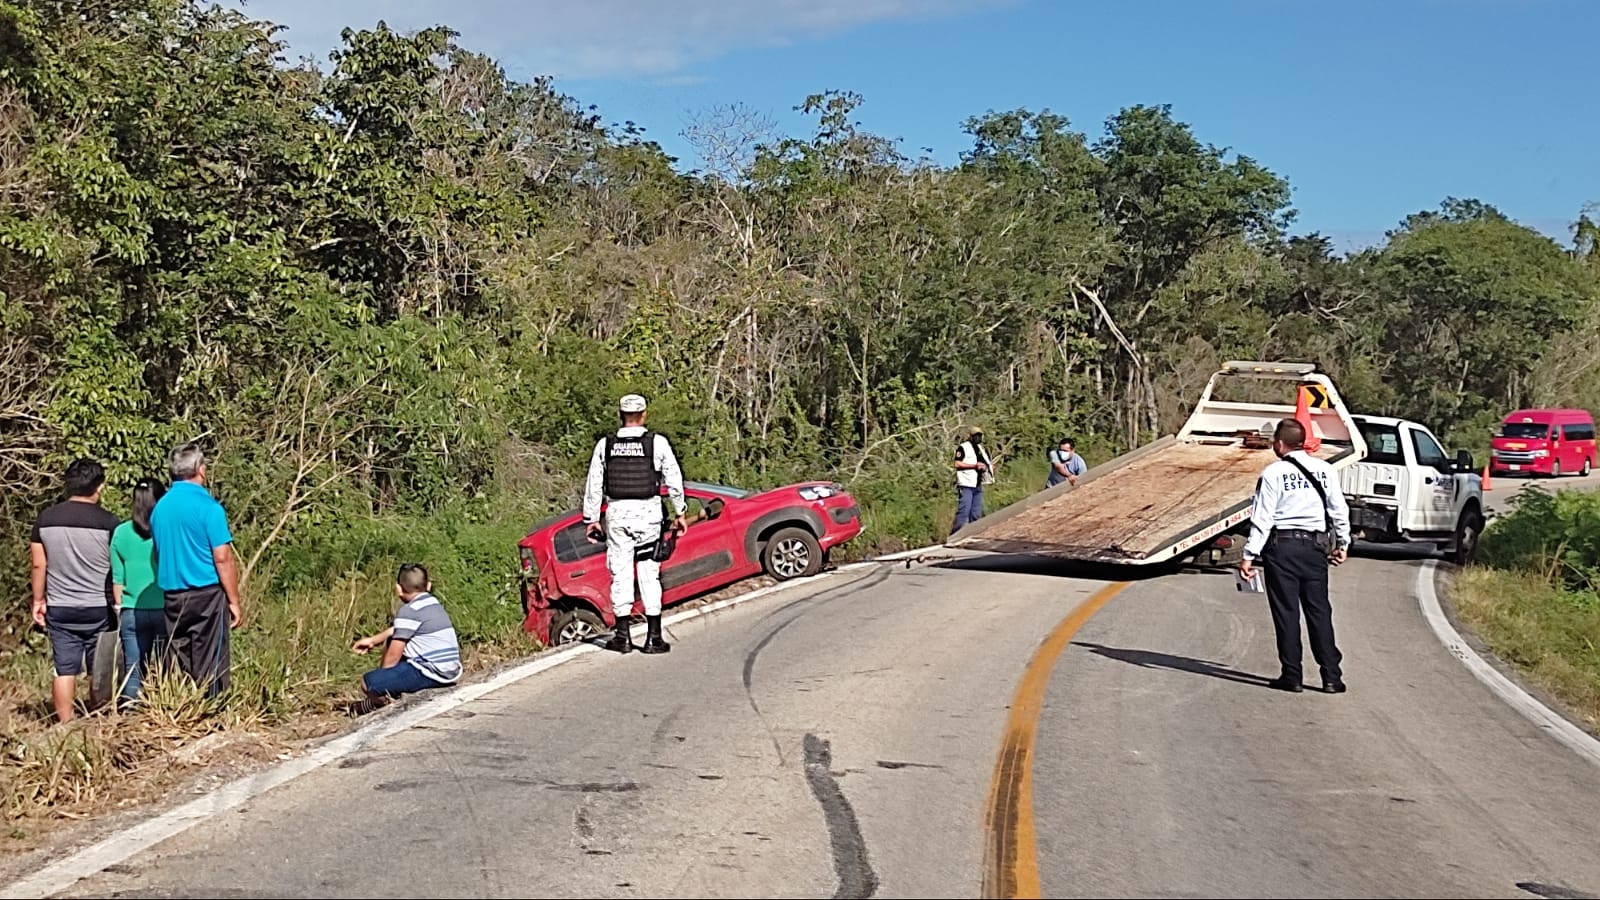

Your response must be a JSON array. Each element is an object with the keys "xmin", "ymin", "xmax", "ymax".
[
  {"xmin": 1, "ymin": 1, "xmax": 1598, "ymax": 835},
  {"xmin": 1453, "ymin": 487, "xmax": 1600, "ymax": 733}
]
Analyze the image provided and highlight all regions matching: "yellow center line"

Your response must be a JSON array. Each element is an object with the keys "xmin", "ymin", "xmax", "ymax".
[{"xmin": 982, "ymin": 581, "xmax": 1131, "ymax": 899}]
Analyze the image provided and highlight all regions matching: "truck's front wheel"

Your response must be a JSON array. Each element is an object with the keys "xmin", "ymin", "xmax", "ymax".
[{"xmin": 1449, "ymin": 507, "xmax": 1484, "ymax": 566}]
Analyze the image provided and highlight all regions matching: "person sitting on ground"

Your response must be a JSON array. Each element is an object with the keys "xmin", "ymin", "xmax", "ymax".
[{"xmin": 351, "ymin": 564, "xmax": 462, "ymax": 704}]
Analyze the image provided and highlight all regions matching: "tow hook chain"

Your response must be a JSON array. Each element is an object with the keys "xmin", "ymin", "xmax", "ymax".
[{"xmin": 874, "ymin": 552, "xmax": 958, "ymax": 568}]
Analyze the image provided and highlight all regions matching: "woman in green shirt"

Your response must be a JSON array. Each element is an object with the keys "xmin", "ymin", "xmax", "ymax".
[{"xmin": 112, "ymin": 478, "xmax": 165, "ymax": 703}]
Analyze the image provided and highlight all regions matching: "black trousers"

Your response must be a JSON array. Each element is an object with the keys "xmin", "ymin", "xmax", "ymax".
[
  {"xmin": 163, "ymin": 584, "xmax": 231, "ymax": 699},
  {"xmin": 1262, "ymin": 536, "xmax": 1343, "ymax": 683}
]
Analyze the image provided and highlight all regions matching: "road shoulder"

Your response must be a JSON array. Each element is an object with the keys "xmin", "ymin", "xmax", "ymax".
[{"xmin": 1427, "ymin": 561, "xmax": 1600, "ymax": 757}]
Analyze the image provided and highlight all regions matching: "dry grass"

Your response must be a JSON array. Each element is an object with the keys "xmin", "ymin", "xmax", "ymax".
[
  {"xmin": 0, "ymin": 559, "xmax": 529, "ymax": 844},
  {"xmin": 0, "ymin": 663, "xmax": 285, "ymax": 839},
  {"xmin": 1451, "ymin": 566, "xmax": 1600, "ymax": 733}
]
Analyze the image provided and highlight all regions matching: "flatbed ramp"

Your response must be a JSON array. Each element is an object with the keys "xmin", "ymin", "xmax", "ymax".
[{"xmin": 946, "ymin": 361, "xmax": 1366, "ymax": 566}]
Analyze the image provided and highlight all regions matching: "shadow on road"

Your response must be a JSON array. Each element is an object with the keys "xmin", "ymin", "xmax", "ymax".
[
  {"xmin": 931, "ymin": 553, "xmax": 1171, "ymax": 582},
  {"xmin": 1072, "ymin": 640, "xmax": 1273, "ymax": 688},
  {"xmin": 928, "ymin": 543, "xmax": 1448, "ymax": 585},
  {"xmin": 1351, "ymin": 542, "xmax": 1441, "ymax": 563}
]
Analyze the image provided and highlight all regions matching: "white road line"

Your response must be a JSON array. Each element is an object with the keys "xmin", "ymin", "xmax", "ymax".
[
  {"xmin": 1, "ymin": 545, "xmax": 941, "ymax": 899},
  {"xmin": 1414, "ymin": 560, "xmax": 1600, "ymax": 770}
]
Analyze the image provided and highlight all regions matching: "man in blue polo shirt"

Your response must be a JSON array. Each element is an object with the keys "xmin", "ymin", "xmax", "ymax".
[{"xmin": 150, "ymin": 443, "xmax": 242, "ymax": 698}]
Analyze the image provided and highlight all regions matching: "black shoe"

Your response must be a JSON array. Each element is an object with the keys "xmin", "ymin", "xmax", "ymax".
[
  {"xmin": 605, "ymin": 615, "xmax": 633, "ymax": 654},
  {"xmin": 1322, "ymin": 679, "xmax": 1347, "ymax": 694},
  {"xmin": 1267, "ymin": 676, "xmax": 1304, "ymax": 693},
  {"xmin": 640, "ymin": 615, "xmax": 671, "ymax": 654}
]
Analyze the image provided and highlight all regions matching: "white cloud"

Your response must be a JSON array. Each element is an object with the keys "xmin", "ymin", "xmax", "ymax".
[{"xmin": 232, "ymin": 0, "xmax": 1011, "ymax": 79}]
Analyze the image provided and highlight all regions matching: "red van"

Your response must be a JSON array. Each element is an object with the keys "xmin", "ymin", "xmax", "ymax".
[{"xmin": 1490, "ymin": 409, "xmax": 1598, "ymax": 478}]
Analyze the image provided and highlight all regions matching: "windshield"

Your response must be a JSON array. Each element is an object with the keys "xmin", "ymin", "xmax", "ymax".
[
  {"xmin": 1500, "ymin": 423, "xmax": 1550, "ymax": 439},
  {"xmin": 687, "ymin": 481, "xmax": 754, "ymax": 499},
  {"xmin": 1355, "ymin": 420, "xmax": 1406, "ymax": 465}
]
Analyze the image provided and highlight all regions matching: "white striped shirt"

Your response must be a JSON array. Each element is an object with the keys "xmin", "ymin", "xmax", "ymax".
[{"xmin": 392, "ymin": 592, "xmax": 462, "ymax": 683}]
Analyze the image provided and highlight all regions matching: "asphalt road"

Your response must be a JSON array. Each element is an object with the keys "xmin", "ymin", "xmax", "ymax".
[
  {"xmin": 1482, "ymin": 469, "xmax": 1600, "ymax": 516},
  {"xmin": 38, "ymin": 513, "xmax": 1600, "ymax": 899}
]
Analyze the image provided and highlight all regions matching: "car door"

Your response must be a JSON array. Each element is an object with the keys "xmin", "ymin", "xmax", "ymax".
[
  {"xmin": 1406, "ymin": 425, "xmax": 1457, "ymax": 531},
  {"xmin": 659, "ymin": 495, "xmax": 742, "ymax": 602},
  {"xmin": 548, "ymin": 519, "xmax": 610, "ymax": 604}
]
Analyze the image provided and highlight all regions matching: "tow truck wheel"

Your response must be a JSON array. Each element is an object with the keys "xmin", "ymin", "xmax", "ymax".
[
  {"xmin": 1551, "ymin": 460, "xmax": 1562, "ymax": 478},
  {"xmin": 550, "ymin": 608, "xmax": 606, "ymax": 646},
  {"xmin": 1450, "ymin": 507, "xmax": 1484, "ymax": 566},
  {"xmin": 1583, "ymin": 457, "xmax": 1592, "ymax": 477}
]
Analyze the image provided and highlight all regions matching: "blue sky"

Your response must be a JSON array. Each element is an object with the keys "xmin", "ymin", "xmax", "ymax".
[{"xmin": 233, "ymin": 0, "xmax": 1597, "ymax": 252}]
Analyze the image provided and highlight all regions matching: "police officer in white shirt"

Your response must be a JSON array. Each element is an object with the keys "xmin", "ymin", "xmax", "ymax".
[
  {"xmin": 1239, "ymin": 418, "xmax": 1351, "ymax": 694},
  {"xmin": 583, "ymin": 394, "xmax": 687, "ymax": 655}
]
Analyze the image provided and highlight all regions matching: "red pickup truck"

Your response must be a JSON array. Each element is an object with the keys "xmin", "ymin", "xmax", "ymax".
[{"xmin": 518, "ymin": 480, "xmax": 864, "ymax": 646}]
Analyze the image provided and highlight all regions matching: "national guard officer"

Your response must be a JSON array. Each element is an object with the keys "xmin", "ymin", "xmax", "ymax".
[
  {"xmin": 583, "ymin": 394, "xmax": 687, "ymax": 654},
  {"xmin": 1238, "ymin": 418, "xmax": 1351, "ymax": 693}
]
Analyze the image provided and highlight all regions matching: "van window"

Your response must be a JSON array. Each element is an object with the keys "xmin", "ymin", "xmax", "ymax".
[
  {"xmin": 1502, "ymin": 422, "xmax": 1551, "ymax": 439},
  {"xmin": 1563, "ymin": 423, "xmax": 1597, "ymax": 442},
  {"xmin": 1410, "ymin": 428, "xmax": 1449, "ymax": 470},
  {"xmin": 1355, "ymin": 421, "xmax": 1406, "ymax": 465}
]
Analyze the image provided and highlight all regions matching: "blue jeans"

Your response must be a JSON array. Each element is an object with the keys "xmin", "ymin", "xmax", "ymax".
[
  {"xmin": 953, "ymin": 485, "xmax": 985, "ymax": 533},
  {"xmin": 119, "ymin": 607, "xmax": 167, "ymax": 701},
  {"xmin": 363, "ymin": 660, "xmax": 451, "ymax": 698}
]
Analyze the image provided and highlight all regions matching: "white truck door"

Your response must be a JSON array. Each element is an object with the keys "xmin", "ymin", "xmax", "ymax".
[{"xmin": 1405, "ymin": 425, "xmax": 1457, "ymax": 532}]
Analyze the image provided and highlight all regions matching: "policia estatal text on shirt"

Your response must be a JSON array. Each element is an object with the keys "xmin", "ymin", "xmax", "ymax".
[{"xmin": 1238, "ymin": 418, "xmax": 1351, "ymax": 695}]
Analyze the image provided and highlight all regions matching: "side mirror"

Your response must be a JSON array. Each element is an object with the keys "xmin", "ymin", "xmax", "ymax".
[
  {"xmin": 1454, "ymin": 449, "xmax": 1474, "ymax": 473},
  {"xmin": 704, "ymin": 498, "xmax": 726, "ymax": 520}
]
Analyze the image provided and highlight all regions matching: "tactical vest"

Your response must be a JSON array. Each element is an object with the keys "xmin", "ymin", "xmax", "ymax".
[{"xmin": 603, "ymin": 431, "xmax": 660, "ymax": 501}]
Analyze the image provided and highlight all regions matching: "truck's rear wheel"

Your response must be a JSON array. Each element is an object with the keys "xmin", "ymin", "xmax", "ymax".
[{"xmin": 1450, "ymin": 508, "xmax": 1484, "ymax": 566}]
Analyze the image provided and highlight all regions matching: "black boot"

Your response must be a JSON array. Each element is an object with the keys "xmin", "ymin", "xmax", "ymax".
[
  {"xmin": 640, "ymin": 615, "xmax": 671, "ymax": 654},
  {"xmin": 605, "ymin": 615, "xmax": 632, "ymax": 654}
]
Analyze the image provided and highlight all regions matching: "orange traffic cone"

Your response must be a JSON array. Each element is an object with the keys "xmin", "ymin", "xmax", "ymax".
[
  {"xmin": 1295, "ymin": 386, "xmax": 1322, "ymax": 453},
  {"xmin": 1481, "ymin": 464, "xmax": 1492, "ymax": 491}
]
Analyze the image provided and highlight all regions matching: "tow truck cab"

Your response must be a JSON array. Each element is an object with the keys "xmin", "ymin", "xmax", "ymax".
[{"xmin": 1341, "ymin": 415, "xmax": 1485, "ymax": 564}]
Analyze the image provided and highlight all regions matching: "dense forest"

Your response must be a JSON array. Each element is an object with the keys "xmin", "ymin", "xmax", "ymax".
[{"xmin": 3, "ymin": 1, "xmax": 1598, "ymax": 622}]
